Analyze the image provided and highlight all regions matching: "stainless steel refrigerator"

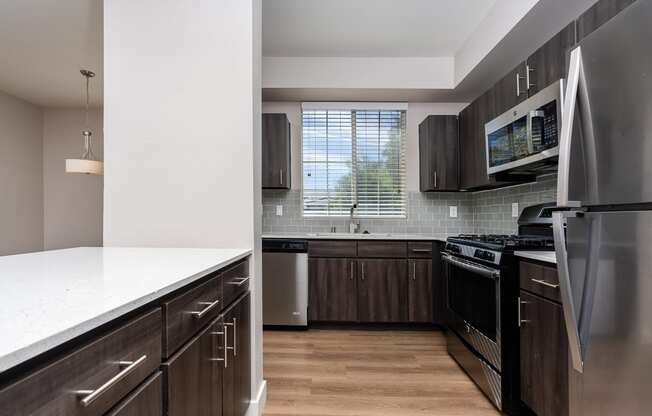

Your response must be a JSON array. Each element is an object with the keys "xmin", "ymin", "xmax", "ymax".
[{"xmin": 553, "ymin": 1, "xmax": 652, "ymax": 414}]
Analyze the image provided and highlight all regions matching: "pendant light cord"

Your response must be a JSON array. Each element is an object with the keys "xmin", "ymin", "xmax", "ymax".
[{"xmin": 85, "ymin": 74, "xmax": 90, "ymax": 129}]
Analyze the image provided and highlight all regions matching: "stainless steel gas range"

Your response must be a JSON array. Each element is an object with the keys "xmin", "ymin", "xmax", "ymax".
[{"xmin": 443, "ymin": 203, "xmax": 555, "ymax": 414}]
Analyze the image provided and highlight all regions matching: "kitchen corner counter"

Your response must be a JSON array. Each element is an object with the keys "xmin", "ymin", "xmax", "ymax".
[
  {"xmin": 262, "ymin": 233, "xmax": 450, "ymax": 242},
  {"xmin": 514, "ymin": 250, "xmax": 557, "ymax": 264},
  {"xmin": 0, "ymin": 246, "xmax": 251, "ymax": 373}
]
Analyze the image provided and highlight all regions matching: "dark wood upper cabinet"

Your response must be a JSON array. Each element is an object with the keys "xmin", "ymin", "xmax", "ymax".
[
  {"xmin": 526, "ymin": 23, "xmax": 576, "ymax": 96},
  {"xmin": 493, "ymin": 61, "xmax": 528, "ymax": 117},
  {"xmin": 576, "ymin": 0, "xmax": 637, "ymax": 41},
  {"xmin": 458, "ymin": 102, "xmax": 478, "ymax": 190},
  {"xmin": 418, "ymin": 115, "xmax": 459, "ymax": 191},
  {"xmin": 519, "ymin": 291, "xmax": 569, "ymax": 416},
  {"xmin": 262, "ymin": 113, "xmax": 291, "ymax": 189},
  {"xmin": 408, "ymin": 259, "xmax": 433, "ymax": 323},
  {"xmin": 308, "ymin": 257, "xmax": 357, "ymax": 322},
  {"xmin": 357, "ymin": 259, "xmax": 408, "ymax": 323}
]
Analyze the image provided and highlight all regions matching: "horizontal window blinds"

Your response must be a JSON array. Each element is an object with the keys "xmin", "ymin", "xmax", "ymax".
[{"xmin": 302, "ymin": 108, "xmax": 406, "ymax": 218}]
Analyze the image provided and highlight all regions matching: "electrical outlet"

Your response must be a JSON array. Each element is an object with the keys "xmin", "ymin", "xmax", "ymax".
[
  {"xmin": 512, "ymin": 203, "xmax": 519, "ymax": 218},
  {"xmin": 449, "ymin": 206, "xmax": 458, "ymax": 218},
  {"xmin": 276, "ymin": 205, "xmax": 283, "ymax": 216}
]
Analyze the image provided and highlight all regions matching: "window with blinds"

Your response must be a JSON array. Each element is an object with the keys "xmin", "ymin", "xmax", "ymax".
[{"xmin": 302, "ymin": 106, "xmax": 406, "ymax": 218}]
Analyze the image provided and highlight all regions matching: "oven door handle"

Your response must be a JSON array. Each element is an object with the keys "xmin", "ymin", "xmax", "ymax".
[{"xmin": 442, "ymin": 255, "xmax": 500, "ymax": 279}]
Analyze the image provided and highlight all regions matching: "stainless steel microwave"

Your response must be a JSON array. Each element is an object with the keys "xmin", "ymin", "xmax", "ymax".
[{"xmin": 485, "ymin": 79, "xmax": 564, "ymax": 175}]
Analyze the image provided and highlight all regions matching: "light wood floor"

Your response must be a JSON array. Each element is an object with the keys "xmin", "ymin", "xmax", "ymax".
[{"xmin": 262, "ymin": 329, "xmax": 501, "ymax": 416}]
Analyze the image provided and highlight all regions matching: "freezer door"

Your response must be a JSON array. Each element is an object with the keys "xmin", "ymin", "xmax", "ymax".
[
  {"xmin": 558, "ymin": 0, "xmax": 652, "ymax": 207},
  {"xmin": 555, "ymin": 210, "xmax": 652, "ymax": 415}
]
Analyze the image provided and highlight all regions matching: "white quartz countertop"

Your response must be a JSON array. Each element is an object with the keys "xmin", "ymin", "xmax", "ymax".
[
  {"xmin": 0, "ymin": 247, "xmax": 251, "ymax": 373},
  {"xmin": 514, "ymin": 250, "xmax": 557, "ymax": 264},
  {"xmin": 262, "ymin": 233, "xmax": 449, "ymax": 242}
]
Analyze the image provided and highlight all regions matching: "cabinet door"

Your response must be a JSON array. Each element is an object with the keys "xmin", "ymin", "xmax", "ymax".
[
  {"xmin": 408, "ymin": 259, "xmax": 433, "ymax": 323},
  {"xmin": 432, "ymin": 115, "xmax": 459, "ymax": 191},
  {"xmin": 308, "ymin": 258, "xmax": 357, "ymax": 322},
  {"xmin": 576, "ymin": 0, "xmax": 636, "ymax": 41},
  {"xmin": 419, "ymin": 115, "xmax": 459, "ymax": 191},
  {"xmin": 234, "ymin": 293, "xmax": 251, "ymax": 416},
  {"xmin": 418, "ymin": 118, "xmax": 434, "ymax": 191},
  {"xmin": 473, "ymin": 89, "xmax": 497, "ymax": 188},
  {"xmin": 222, "ymin": 293, "xmax": 251, "ymax": 416},
  {"xmin": 526, "ymin": 23, "xmax": 576, "ymax": 96},
  {"xmin": 106, "ymin": 372, "xmax": 162, "ymax": 416},
  {"xmin": 262, "ymin": 113, "xmax": 291, "ymax": 189},
  {"xmin": 519, "ymin": 291, "xmax": 568, "ymax": 416},
  {"xmin": 458, "ymin": 103, "xmax": 477, "ymax": 190},
  {"xmin": 164, "ymin": 323, "xmax": 222, "ymax": 416},
  {"xmin": 493, "ymin": 62, "xmax": 528, "ymax": 117},
  {"xmin": 358, "ymin": 259, "xmax": 408, "ymax": 322}
]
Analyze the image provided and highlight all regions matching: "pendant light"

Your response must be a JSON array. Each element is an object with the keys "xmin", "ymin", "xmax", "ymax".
[{"xmin": 65, "ymin": 69, "xmax": 103, "ymax": 175}]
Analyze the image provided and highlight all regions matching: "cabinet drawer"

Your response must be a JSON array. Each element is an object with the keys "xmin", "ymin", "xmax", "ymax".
[
  {"xmin": 520, "ymin": 260, "xmax": 560, "ymax": 303},
  {"xmin": 0, "ymin": 309, "xmax": 162, "ymax": 416},
  {"xmin": 358, "ymin": 241, "xmax": 407, "ymax": 258},
  {"xmin": 106, "ymin": 372, "xmax": 162, "ymax": 416},
  {"xmin": 223, "ymin": 258, "xmax": 250, "ymax": 308},
  {"xmin": 408, "ymin": 242, "xmax": 434, "ymax": 258},
  {"xmin": 308, "ymin": 240, "xmax": 357, "ymax": 257},
  {"xmin": 163, "ymin": 273, "xmax": 223, "ymax": 357}
]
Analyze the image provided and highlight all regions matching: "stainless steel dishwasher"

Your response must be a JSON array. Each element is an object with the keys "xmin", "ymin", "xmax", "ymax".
[{"xmin": 262, "ymin": 239, "xmax": 308, "ymax": 327}]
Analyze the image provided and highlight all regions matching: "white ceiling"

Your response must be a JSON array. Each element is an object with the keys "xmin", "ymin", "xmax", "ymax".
[
  {"xmin": 0, "ymin": 0, "xmax": 102, "ymax": 107},
  {"xmin": 262, "ymin": 0, "xmax": 497, "ymax": 57}
]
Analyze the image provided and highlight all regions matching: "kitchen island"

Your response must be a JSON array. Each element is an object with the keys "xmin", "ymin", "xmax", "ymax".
[{"xmin": 0, "ymin": 247, "xmax": 252, "ymax": 416}]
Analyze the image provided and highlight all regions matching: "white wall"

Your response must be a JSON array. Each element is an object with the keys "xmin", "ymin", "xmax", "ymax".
[
  {"xmin": 43, "ymin": 108, "xmax": 103, "ymax": 250},
  {"xmin": 262, "ymin": 101, "xmax": 467, "ymax": 192},
  {"xmin": 103, "ymin": 0, "xmax": 264, "ymax": 413},
  {"xmin": 0, "ymin": 91, "xmax": 44, "ymax": 256}
]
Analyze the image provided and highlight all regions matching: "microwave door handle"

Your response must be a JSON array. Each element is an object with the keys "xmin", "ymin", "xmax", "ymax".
[{"xmin": 553, "ymin": 211, "xmax": 584, "ymax": 373}]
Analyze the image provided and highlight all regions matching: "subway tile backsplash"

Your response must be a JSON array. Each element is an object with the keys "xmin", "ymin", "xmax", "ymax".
[{"xmin": 263, "ymin": 176, "xmax": 557, "ymax": 236}]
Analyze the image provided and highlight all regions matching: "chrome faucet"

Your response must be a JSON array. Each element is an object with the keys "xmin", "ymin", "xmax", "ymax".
[{"xmin": 349, "ymin": 204, "xmax": 360, "ymax": 234}]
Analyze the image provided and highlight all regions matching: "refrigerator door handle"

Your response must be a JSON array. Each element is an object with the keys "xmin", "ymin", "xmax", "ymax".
[
  {"xmin": 553, "ymin": 211, "xmax": 585, "ymax": 373},
  {"xmin": 557, "ymin": 46, "xmax": 597, "ymax": 208}
]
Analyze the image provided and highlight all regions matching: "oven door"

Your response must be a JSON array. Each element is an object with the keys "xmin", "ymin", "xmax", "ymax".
[{"xmin": 443, "ymin": 254, "xmax": 502, "ymax": 371}]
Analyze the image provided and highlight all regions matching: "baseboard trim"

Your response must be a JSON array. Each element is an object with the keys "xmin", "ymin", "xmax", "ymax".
[{"xmin": 245, "ymin": 379, "xmax": 267, "ymax": 416}]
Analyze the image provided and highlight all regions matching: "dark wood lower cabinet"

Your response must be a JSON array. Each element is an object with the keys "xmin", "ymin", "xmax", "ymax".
[
  {"xmin": 408, "ymin": 259, "xmax": 433, "ymax": 323},
  {"xmin": 358, "ymin": 259, "xmax": 408, "ymax": 323},
  {"xmin": 235, "ymin": 293, "xmax": 252, "ymax": 416},
  {"xmin": 519, "ymin": 290, "xmax": 568, "ymax": 416},
  {"xmin": 163, "ymin": 320, "xmax": 222, "ymax": 416},
  {"xmin": 309, "ymin": 258, "xmax": 357, "ymax": 322},
  {"xmin": 107, "ymin": 372, "xmax": 163, "ymax": 416},
  {"xmin": 222, "ymin": 293, "xmax": 252, "ymax": 416}
]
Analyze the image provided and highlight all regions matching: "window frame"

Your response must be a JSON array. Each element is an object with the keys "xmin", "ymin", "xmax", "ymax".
[{"xmin": 300, "ymin": 103, "xmax": 408, "ymax": 219}]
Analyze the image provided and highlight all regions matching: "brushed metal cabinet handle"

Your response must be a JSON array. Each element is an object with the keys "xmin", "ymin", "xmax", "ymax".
[
  {"xmin": 531, "ymin": 278, "xmax": 560, "ymax": 289},
  {"xmin": 361, "ymin": 262, "xmax": 365, "ymax": 281},
  {"xmin": 279, "ymin": 169, "xmax": 283, "ymax": 185},
  {"xmin": 350, "ymin": 261, "xmax": 354, "ymax": 280},
  {"xmin": 210, "ymin": 327, "xmax": 228, "ymax": 368},
  {"xmin": 518, "ymin": 297, "xmax": 530, "ymax": 327},
  {"xmin": 227, "ymin": 277, "xmax": 250, "ymax": 286},
  {"xmin": 526, "ymin": 64, "xmax": 535, "ymax": 90},
  {"xmin": 412, "ymin": 262, "xmax": 417, "ymax": 280},
  {"xmin": 232, "ymin": 317, "xmax": 238, "ymax": 356},
  {"xmin": 516, "ymin": 72, "xmax": 523, "ymax": 97},
  {"xmin": 412, "ymin": 248, "xmax": 432, "ymax": 253},
  {"xmin": 189, "ymin": 299, "xmax": 220, "ymax": 319},
  {"xmin": 76, "ymin": 355, "xmax": 147, "ymax": 407}
]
